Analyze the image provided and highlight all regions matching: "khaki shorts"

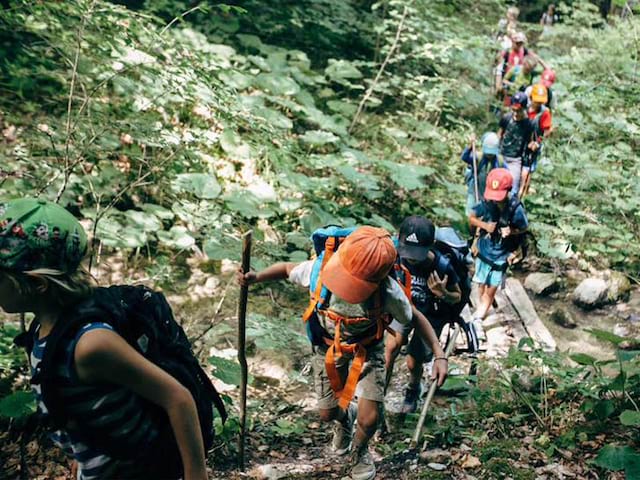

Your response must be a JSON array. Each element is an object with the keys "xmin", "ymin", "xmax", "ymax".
[{"xmin": 312, "ymin": 341, "xmax": 385, "ymax": 410}]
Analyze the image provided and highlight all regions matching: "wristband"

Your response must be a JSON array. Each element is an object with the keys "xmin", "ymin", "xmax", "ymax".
[{"xmin": 434, "ymin": 357, "xmax": 448, "ymax": 362}]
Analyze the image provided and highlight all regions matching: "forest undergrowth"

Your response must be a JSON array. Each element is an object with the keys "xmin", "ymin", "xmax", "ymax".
[{"xmin": 0, "ymin": 0, "xmax": 639, "ymax": 478}]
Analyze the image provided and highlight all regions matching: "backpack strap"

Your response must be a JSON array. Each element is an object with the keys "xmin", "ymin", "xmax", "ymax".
[
  {"xmin": 302, "ymin": 237, "xmax": 337, "ymax": 323},
  {"xmin": 393, "ymin": 262, "xmax": 412, "ymax": 301},
  {"xmin": 13, "ymin": 317, "xmax": 40, "ymax": 358},
  {"xmin": 322, "ymin": 289, "xmax": 385, "ymax": 410},
  {"xmin": 32, "ymin": 307, "xmax": 105, "ymax": 427}
]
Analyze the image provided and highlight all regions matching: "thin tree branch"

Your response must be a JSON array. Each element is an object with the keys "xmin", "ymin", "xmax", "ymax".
[
  {"xmin": 349, "ymin": 4, "xmax": 410, "ymax": 133},
  {"xmin": 56, "ymin": 0, "xmax": 96, "ymax": 203}
]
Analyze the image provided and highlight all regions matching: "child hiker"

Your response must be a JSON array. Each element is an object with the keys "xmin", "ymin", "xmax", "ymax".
[
  {"xmin": 1, "ymin": 198, "xmax": 220, "ymax": 480},
  {"xmin": 521, "ymin": 83, "xmax": 553, "ymax": 198},
  {"xmin": 468, "ymin": 170, "xmax": 529, "ymax": 336},
  {"xmin": 237, "ymin": 226, "xmax": 448, "ymax": 480},
  {"xmin": 498, "ymin": 91, "xmax": 535, "ymax": 195},
  {"xmin": 461, "ymin": 132, "xmax": 502, "ymax": 215},
  {"xmin": 384, "ymin": 217, "xmax": 471, "ymax": 414}
]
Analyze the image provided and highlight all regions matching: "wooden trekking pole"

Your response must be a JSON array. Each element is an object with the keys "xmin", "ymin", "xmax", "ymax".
[
  {"xmin": 237, "ymin": 230, "xmax": 252, "ymax": 470},
  {"xmin": 410, "ymin": 323, "xmax": 459, "ymax": 450},
  {"xmin": 471, "ymin": 140, "xmax": 480, "ymax": 204}
]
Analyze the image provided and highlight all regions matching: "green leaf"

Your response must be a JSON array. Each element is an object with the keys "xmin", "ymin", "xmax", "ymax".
[
  {"xmin": 253, "ymin": 107, "xmax": 293, "ymax": 130},
  {"xmin": 594, "ymin": 444, "xmax": 636, "ymax": 471},
  {"xmin": 220, "ymin": 129, "xmax": 251, "ymax": 159},
  {"xmin": 626, "ymin": 453, "xmax": 640, "ymax": 479},
  {"xmin": 326, "ymin": 100, "xmax": 357, "ymax": 116},
  {"xmin": 224, "ymin": 191, "xmax": 275, "ymax": 219},
  {"xmin": 569, "ymin": 353, "xmax": 598, "ymax": 366},
  {"xmin": 204, "ymin": 235, "xmax": 242, "ymax": 262},
  {"xmin": 617, "ymin": 350, "xmax": 640, "ymax": 363},
  {"xmin": 142, "ymin": 204, "xmax": 174, "ymax": 221},
  {"xmin": 172, "ymin": 173, "xmax": 221, "ymax": 200},
  {"xmin": 299, "ymin": 130, "xmax": 339, "ymax": 146},
  {"xmin": 619, "ymin": 410, "xmax": 640, "ymax": 426},
  {"xmin": 585, "ymin": 328, "xmax": 626, "ymax": 346},
  {"xmin": 324, "ymin": 59, "xmax": 363, "ymax": 83},
  {"xmin": 157, "ymin": 226, "xmax": 196, "ymax": 250},
  {"xmin": 255, "ymin": 73, "xmax": 300, "ymax": 96},
  {"xmin": 0, "ymin": 391, "xmax": 36, "ymax": 418},
  {"xmin": 124, "ymin": 210, "xmax": 162, "ymax": 232},
  {"xmin": 593, "ymin": 399, "xmax": 615, "ymax": 420},
  {"xmin": 208, "ymin": 355, "xmax": 242, "ymax": 386},
  {"xmin": 381, "ymin": 160, "xmax": 434, "ymax": 191},
  {"xmin": 289, "ymin": 250, "xmax": 309, "ymax": 262}
]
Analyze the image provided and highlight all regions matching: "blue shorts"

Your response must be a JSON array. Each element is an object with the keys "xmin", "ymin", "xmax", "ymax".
[{"xmin": 472, "ymin": 257, "xmax": 506, "ymax": 287}]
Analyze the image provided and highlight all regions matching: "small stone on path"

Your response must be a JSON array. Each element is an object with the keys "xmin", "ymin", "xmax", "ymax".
[
  {"xmin": 524, "ymin": 272, "xmax": 558, "ymax": 296},
  {"xmin": 419, "ymin": 448, "xmax": 450, "ymax": 464},
  {"xmin": 550, "ymin": 308, "xmax": 577, "ymax": 329},
  {"xmin": 607, "ymin": 271, "xmax": 632, "ymax": 302},
  {"xmin": 573, "ymin": 278, "xmax": 609, "ymax": 309},
  {"xmin": 427, "ymin": 462, "xmax": 447, "ymax": 471}
]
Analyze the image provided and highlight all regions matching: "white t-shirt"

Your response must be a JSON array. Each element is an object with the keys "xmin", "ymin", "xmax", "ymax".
[{"xmin": 289, "ymin": 260, "xmax": 412, "ymax": 339}]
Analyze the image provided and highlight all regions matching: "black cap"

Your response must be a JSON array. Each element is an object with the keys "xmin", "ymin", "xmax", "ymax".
[{"xmin": 397, "ymin": 216, "xmax": 435, "ymax": 262}]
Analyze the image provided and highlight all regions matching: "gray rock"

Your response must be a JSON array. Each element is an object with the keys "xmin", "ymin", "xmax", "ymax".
[
  {"xmin": 573, "ymin": 278, "xmax": 609, "ymax": 309},
  {"xmin": 524, "ymin": 272, "xmax": 559, "ymax": 296},
  {"xmin": 427, "ymin": 463, "xmax": 447, "ymax": 471},
  {"xmin": 419, "ymin": 448, "xmax": 450, "ymax": 464},
  {"xmin": 550, "ymin": 308, "xmax": 577, "ymax": 329},
  {"xmin": 607, "ymin": 271, "xmax": 632, "ymax": 302},
  {"xmin": 613, "ymin": 323, "xmax": 630, "ymax": 338}
]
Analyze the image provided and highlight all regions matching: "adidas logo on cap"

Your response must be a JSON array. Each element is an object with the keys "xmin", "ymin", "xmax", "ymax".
[{"xmin": 405, "ymin": 233, "xmax": 419, "ymax": 243}]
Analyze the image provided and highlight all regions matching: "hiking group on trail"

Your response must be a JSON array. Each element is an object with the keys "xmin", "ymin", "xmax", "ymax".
[{"xmin": 0, "ymin": 5, "xmax": 560, "ymax": 480}]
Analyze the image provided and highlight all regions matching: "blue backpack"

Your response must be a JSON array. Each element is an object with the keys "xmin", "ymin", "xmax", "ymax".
[{"xmin": 301, "ymin": 226, "xmax": 393, "ymax": 410}]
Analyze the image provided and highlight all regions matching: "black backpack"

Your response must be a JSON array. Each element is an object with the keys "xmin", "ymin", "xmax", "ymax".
[
  {"xmin": 433, "ymin": 227, "xmax": 473, "ymax": 314},
  {"xmin": 486, "ymin": 196, "xmax": 526, "ymax": 253},
  {"xmin": 15, "ymin": 285, "xmax": 227, "ymax": 475}
]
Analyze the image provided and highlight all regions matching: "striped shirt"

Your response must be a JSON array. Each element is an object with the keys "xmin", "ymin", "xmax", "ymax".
[{"xmin": 31, "ymin": 322, "xmax": 158, "ymax": 479}]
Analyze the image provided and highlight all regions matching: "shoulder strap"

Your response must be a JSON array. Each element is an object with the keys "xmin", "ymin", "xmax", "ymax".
[
  {"xmin": 508, "ymin": 195, "xmax": 522, "ymax": 222},
  {"xmin": 302, "ymin": 237, "xmax": 337, "ymax": 322},
  {"xmin": 13, "ymin": 318, "xmax": 40, "ymax": 358}
]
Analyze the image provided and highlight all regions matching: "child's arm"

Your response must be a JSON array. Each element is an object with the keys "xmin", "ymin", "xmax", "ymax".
[
  {"xmin": 427, "ymin": 272, "xmax": 462, "ymax": 305},
  {"xmin": 469, "ymin": 211, "xmax": 496, "ymax": 234},
  {"xmin": 412, "ymin": 307, "xmax": 447, "ymax": 386},
  {"xmin": 74, "ymin": 330, "xmax": 207, "ymax": 480},
  {"xmin": 237, "ymin": 262, "xmax": 297, "ymax": 286}
]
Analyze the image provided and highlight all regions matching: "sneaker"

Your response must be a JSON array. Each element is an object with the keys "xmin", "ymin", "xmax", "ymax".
[
  {"xmin": 332, "ymin": 402, "xmax": 357, "ymax": 455},
  {"xmin": 401, "ymin": 383, "xmax": 422, "ymax": 414},
  {"xmin": 348, "ymin": 447, "xmax": 376, "ymax": 480}
]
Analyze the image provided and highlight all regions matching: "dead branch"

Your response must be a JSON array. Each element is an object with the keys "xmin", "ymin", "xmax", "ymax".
[{"xmin": 349, "ymin": 4, "xmax": 410, "ymax": 133}]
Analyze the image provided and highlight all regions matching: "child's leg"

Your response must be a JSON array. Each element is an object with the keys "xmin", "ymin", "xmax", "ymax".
[
  {"xmin": 476, "ymin": 285, "xmax": 499, "ymax": 319},
  {"xmin": 384, "ymin": 330, "xmax": 402, "ymax": 373},
  {"xmin": 353, "ymin": 397, "xmax": 380, "ymax": 450},
  {"xmin": 353, "ymin": 343, "xmax": 386, "ymax": 449},
  {"xmin": 312, "ymin": 347, "xmax": 348, "ymax": 422},
  {"xmin": 406, "ymin": 353, "xmax": 423, "ymax": 387}
]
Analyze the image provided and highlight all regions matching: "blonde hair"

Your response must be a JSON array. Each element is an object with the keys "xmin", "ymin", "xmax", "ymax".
[{"xmin": 5, "ymin": 268, "xmax": 95, "ymax": 307}]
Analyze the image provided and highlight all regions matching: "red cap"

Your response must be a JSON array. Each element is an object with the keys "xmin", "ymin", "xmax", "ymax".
[
  {"xmin": 484, "ymin": 168, "xmax": 513, "ymax": 201},
  {"xmin": 541, "ymin": 69, "xmax": 556, "ymax": 88},
  {"xmin": 322, "ymin": 226, "xmax": 396, "ymax": 303}
]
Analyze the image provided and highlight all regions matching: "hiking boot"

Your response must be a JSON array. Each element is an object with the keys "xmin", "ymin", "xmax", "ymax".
[
  {"xmin": 401, "ymin": 383, "xmax": 422, "ymax": 414},
  {"xmin": 332, "ymin": 402, "xmax": 357, "ymax": 455},
  {"xmin": 348, "ymin": 447, "xmax": 376, "ymax": 480}
]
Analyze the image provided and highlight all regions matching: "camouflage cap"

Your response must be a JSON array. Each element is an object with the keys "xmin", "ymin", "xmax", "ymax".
[{"xmin": 0, "ymin": 198, "xmax": 88, "ymax": 273}]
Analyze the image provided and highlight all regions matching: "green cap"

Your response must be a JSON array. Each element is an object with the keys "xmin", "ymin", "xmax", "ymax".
[{"xmin": 0, "ymin": 198, "xmax": 88, "ymax": 273}]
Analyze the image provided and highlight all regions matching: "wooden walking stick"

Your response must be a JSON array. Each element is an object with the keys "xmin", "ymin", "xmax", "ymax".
[
  {"xmin": 471, "ymin": 140, "xmax": 480, "ymax": 204},
  {"xmin": 237, "ymin": 230, "xmax": 252, "ymax": 470},
  {"xmin": 410, "ymin": 323, "xmax": 459, "ymax": 449}
]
